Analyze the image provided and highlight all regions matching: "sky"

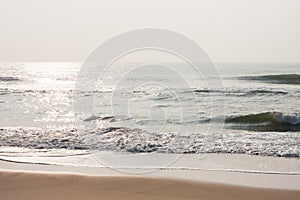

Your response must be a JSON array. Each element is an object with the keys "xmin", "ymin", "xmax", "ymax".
[{"xmin": 0, "ymin": 0, "xmax": 299, "ymax": 63}]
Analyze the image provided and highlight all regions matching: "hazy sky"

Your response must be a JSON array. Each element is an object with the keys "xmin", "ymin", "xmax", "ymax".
[{"xmin": 0, "ymin": 0, "xmax": 299, "ymax": 62}]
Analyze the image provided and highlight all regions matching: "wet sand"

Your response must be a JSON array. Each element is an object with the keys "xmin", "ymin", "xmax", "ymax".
[{"xmin": 0, "ymin": 170, "xmax": 299, "ymax": 200}]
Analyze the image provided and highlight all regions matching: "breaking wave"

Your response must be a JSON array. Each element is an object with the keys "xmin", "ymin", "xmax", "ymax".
[
  {"xmin": 0, "ymin": 127, "xmax": 299, "ymax": 157},
  {"xmin": 226, "ymin": 112, "xmax": 300, "ymax": 132}
]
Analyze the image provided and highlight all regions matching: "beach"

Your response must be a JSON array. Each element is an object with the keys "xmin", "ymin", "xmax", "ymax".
[
  {"xmin": 1, "ymin": 171, "xmax": 299, "ymax": 200},
  {"xmin": 1, "ymin": 153, "xmax": 300, "ymax": 200},
  {"xmin": 1, "ymin": 0, "xmax": 300, "ymax": 199},
  {"xmin": 0, "ymin": 62, "xmax": 299, "ymax": 199},
  {"xmin": 0, "ymin": 63, "xmax": 299, "ymax": 199}
]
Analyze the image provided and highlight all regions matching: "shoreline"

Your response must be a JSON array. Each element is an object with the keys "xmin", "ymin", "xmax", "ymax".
[{"xmin": 0, "ymin": 153, "xmax": 299, "ymax": 191}]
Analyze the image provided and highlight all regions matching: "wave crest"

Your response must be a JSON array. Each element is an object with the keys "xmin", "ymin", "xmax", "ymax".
[
  {"xmin": 241, "ymin": 74, "xmax": 300, "ymax": 85},
  {"xmin": 226, "ymin": 112, "xmax": 300, "ymax": 132}
]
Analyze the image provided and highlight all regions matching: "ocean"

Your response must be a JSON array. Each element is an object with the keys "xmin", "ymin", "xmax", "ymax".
[{"xmin": 0, "ymin": 62, "xmax": 299, "ymax": 158}]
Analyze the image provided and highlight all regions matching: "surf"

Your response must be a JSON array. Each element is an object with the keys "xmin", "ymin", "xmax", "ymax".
[{"xmin": 226, "ymin": 112, "xmax": 300, "ymax": 132}]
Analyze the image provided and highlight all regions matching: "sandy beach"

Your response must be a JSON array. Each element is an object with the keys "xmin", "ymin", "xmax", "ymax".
[
  {"xmin": 0, "ymin": 170, "xmax": 299, "ymax": 200},
  {"xmin": 1, "ymin": 0, "xmax": 300, "ymax": 199},
  {"xmin": 0, "ymin": 153, "xmax": 299, "ymax": 200}
]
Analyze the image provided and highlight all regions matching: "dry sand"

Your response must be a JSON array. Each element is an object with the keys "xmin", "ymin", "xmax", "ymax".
[{"xmin": 0, "ymin": 170, "xmax": 299, "ymax": 200}]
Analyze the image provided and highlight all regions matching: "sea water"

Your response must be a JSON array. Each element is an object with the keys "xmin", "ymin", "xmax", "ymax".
[{"xmin": 0, "ymin": 62, "xmax": 299, "ymax": 157}]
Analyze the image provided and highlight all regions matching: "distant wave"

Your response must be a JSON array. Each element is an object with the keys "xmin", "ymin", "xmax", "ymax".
[
  {"xmin": 194, "ymin": 89, "xmax": 211, "ymax": 93},
  {"xmin": 193, "ymin": 88, "xmax": 289, "ymax": 96},
  {"xmin": 226, "ymin": 112, "xmax": 300, "ymax": 132},
  {"xmin": 241, "ymin": 74, "xmax": 300, "ymax": 85},
  {"xmin": 0, "ymin": 87, "xmax": 291, "ymax": 97},
  {"xmin": 0, "ymin": 76, "xmax": 21, "ymax": 82},
  {"xmin": 83, "ymin": 115, "xmax": 115, "ymax": 122},
  {"xmin": 242, "ymin": 90, "xmax": 288, "ymax": 96}
]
